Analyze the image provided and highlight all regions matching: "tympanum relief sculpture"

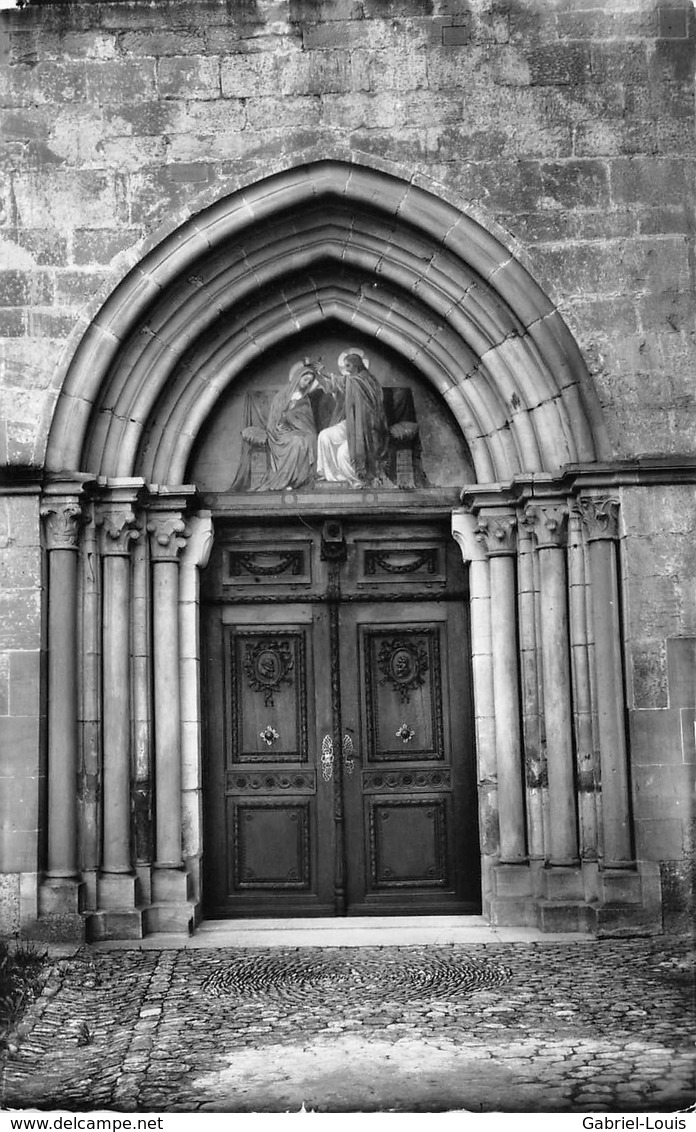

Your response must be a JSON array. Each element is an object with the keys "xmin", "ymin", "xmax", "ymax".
[{"xmin": 230, "ymin": 348, "xmax": 427, "ymax": 492}]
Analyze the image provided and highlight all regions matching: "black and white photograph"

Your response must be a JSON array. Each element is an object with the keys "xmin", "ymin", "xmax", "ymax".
[{"xmin": 0, "ymin": 0, "xmax": 694, "ymax": 1122}]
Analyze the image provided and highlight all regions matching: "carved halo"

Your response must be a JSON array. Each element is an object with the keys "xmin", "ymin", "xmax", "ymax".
[{"xmin": 338, "ymin": 348, "xmax": 370, "ymax": 370}]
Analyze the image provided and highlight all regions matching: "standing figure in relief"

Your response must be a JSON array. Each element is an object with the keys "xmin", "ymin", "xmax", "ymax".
[
  {"xmin": 254, "ymin": 361, "xmax": 320, "ymax": 491},
  {"xmin": 316, "ymin": 350, "xmax": 389, "ymax": 488}
]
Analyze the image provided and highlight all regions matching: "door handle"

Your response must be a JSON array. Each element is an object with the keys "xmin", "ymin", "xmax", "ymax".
[
  {"xmin": 342, "ymin": 733, "xmax": 356, "ymax": 778},
  {"xmin": 322, "ymin": 734, "xmax": 357, "ymax": 780},
  {"xmin": 321, "ymin": 735, "xmax": 334, "ymax": 782}
]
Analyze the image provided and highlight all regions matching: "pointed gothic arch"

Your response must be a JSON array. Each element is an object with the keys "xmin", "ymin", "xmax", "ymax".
[{"xmin": 46, "ymin": 159, "xmax": 604, "ymax": 485}]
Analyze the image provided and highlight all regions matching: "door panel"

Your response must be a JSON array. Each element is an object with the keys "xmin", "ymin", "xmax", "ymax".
[
  {"xmin": 230, "ymin": 627, "xmax": 308, "ymax": 763},
  {"xmin": 361, "ymin": 624, "xmax": 441, "ymax": 760},
  {"xmin": 341, "ymin": 601, "xmax": 479, "ymax": 915},
  {"xmin": 203, "ymin": 603, "xmax": 335, "ymax": 917}
]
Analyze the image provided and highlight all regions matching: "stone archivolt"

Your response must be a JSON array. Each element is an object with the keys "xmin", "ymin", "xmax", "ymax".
[{"xmin": 47, "ymin": 161, "xmax": 601, "ymax": 488}]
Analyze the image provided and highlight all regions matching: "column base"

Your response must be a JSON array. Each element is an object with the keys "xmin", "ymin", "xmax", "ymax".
[
  {"xmin": 535, "ymin": 899, "xmax": 596, "ymax": 933},
  {"xmin": 33, "ymin": 877, "xmax": 86, "ymax": 942},
  {"xmin": 594, "ymin": 861, "xmax": 663, "ymax": 937},
  {"xmin": 142, "ymin": 867, "xmax": 198, "ymax": 935},
  {"xmin": 87, "ymin": 909, "xmax": 145, "ymax": 941},
  {"xmin": 484, "ymin": 862, "xmax": 537, "ymax": 926},
  {"xmin": 539, "ymin": 864, "xmax": 585, "ymax": 902},
  {"xmin": 98, "ymin": 871, "xmax": 138, "ymax": 910},
  {"xmin": 88, "ymin": 872, "xmax": 144, "ymax": 939}
]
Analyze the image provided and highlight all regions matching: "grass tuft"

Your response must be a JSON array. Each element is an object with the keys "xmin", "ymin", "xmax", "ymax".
[{"xmin": 0, "ymin": 937, "xmax": 48, "ymax": 1051}]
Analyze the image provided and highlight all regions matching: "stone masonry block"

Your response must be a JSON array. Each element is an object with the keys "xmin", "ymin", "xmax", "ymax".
[
  {"xmin": 158, "ymin": 55, "xmax": 221, "ymax": 100},
  {"xmin": 246, "ymin": 96, "xmax": 321, "ymax": 132},
  {"xmin": 4, "ymin": 228, "xmax": 68, "ymax": 267},
  {"xmin": 0, "ymin": 591, "xmax": 42, "ymax": 650},
  {"xmin": 635, "ymin": 817, "xmax": 686, "ymax": 861},
  {"xmin": 352, "ymin": 48, "xmax": 428, "ymax": 93},
  {"xmin": 557, "ymin": 10, "xmax": 657, "ymax": 39},
  {"xmin": 666, "ymin": 638, "xmax": 696, "ymax": 707},
  {"xmin": 0, "ymin": 497, "xmax": 40, "ymax": 549},
  {"xmin": 525, "ymin": 44, "xmax": 593, "ymax": 86},
  {"xmin": 102, "ymin": 101, "xmax": 180, "ymax": 137},
  {"xmin": 630, "ymin": 643, "xmax": 669, "ymax": 710},
  {"xmin": 610, "ymin": 157, "xmax": 688, "ymax": 207},
  {"xmin": 629, "ymin": 708, "xmax": 687, "ymax": 765},
  {"xmin": 0, "ymin": 311, "xmax": 24, "ymax": 338},
  {"xmin": 71, "ymin": 228, "xmax": 141, "ymax": 266},
  {"xmin": 84, "ymin": 59, "xmax": 157, "ymax": 104},
  {"xmin": 220, "ymin": 53, "xmax": 276, "ymax": 98},
  {"xmin": 166, "ymin": 98, "xmax": 246, "ymax": 135},
  {"xmin": 681, "ymin": 710, "xmax": 696, "ymax": 763},
  {"xmin": 284, "ymin": 50, "xmax": 353, "ymax": 96},
  {"xmin": 532, "ymin": 236, "xmax": 690, "ymax": 300},
  {"xmin": 0, "ymin": 62, "xmax": 87, "ymax": 108},
  {"xmin": 291, "ymin": 0, "xmax": 364, "ymax": 21},
  {"xmin": 539, "ymin": 159, "xmax": 610, "ymax": 209},
  {"xmin": 648, "ymin": 39, "xmax": 696, "ymax": 85},
  {"xmin": 13, "ymin": 170, "xmax": 126, "ymax": 230},
  {"xmin": 302, "ymin": 20, "xmax": 408, "ymax": 51},
  {"xmin": 633, "ymin": 763, "xmax": 693, "ymax": 819},
  {"xmin": 590, "ymin": 43, "xmax": 649, "ymax": 85},
  {"xmin": 8, "ymin": 650, "xmax": 40, "ymax": 718},
  {"xmin": 0, "ymin": 652, "xmax": 8, "ymax": 715},
  {"xmin": 0, "ymin": 874, "xmax": 20, "ymax": 934},
  {"xmin": 119, "ymin": 29, "xmax": 206, "ymax": 56},
  {"xmin": 658, "ymin": 7, "xmax": 691, "ymax": 39}
]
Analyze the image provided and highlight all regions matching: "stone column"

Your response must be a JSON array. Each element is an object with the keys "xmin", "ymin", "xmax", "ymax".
[
  {"xmin": 39, "ymin": 488, "xmax": 87, "ymax": 930},
  {"xmin": 96, "ymin": 492, "xmax": 141, "ymax": 932},
  {"xmin": 475, "ymin": 511, "xmax": 526, "ymax": 863},
  {"xmin": 78, "ymin": 505, "xmax": 101, "ymax": 910},
  {"xmin": 567, "ymin": 509, "xmax": 598, "ymax": 860},
  {"xmin": 452, "ymin": 515, "xmax": 497, "ymax": 845},
  {"xmin": 179, "ymin": 512, "xmax": 214, "ymax": 908},
  {"xmin": 523, "ymin": 502, "xmax": 579, "ymax": 866},
  {"xmin": 145, "ymin": 497, "xmax": 194, "ymax": 932},
  {"xmin": 577, "ymin": 498, "xmax": 633, "ymax": 866},
  {"xmin": 516, "ymin": 521, "xmax": 545, "ymax": 861},
  {"xmin": 131, "ymin": 535, "xmax": 153, "ymax": 880}
]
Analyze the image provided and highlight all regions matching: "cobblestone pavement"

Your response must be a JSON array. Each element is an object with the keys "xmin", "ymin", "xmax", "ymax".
[{"xmin": 1, "ymin": 937, "xmax": 694, "ymax": 1114}]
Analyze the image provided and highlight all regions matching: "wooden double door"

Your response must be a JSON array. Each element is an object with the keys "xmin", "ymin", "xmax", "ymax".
[{"xmin": 202, "ymin": 518, "xmax": 480, "ymax": 918}]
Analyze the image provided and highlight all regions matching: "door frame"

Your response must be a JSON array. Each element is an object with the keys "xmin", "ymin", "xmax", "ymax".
[{"xmin": 197, "ymin": 499, "xmax": 482, "ymax": 920}]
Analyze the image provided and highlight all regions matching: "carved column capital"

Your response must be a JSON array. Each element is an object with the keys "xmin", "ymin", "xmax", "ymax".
[
  {"xmin": 575, "ymin": 497, "xmax": 620, "ymax": 542},
  {"xmin": 147, "ymin": 510, "xmax": 190, "ymax": 561},
  {"xmin": 96, "ymin": 503, "xmax": 140, "ymax": 556},
  {"xmin": 41, "ymin": 496, "xmax": 86, "ymax": 551},
  {"xmin": 522, "ymin": 502, "xmax": 569, "ymax": 549},
  {"xmin": 474, "ymin": 511, "xmax": 518, "ymax": 557}
]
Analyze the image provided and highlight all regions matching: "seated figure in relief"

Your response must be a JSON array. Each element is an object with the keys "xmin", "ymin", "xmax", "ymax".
[
  {"xmin": 253, "ymin": 361, "xmax": 321, "ymax": 491},
  {"xmin": 316, "ymin": 350, "xmax": 389, "ymax": 488}
]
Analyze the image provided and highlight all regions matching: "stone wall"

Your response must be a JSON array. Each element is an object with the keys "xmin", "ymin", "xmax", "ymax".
[
  {"xmin": 1, "ymin": 0, "xmax": 694, "ymax": 466},
  {"xmin": 622, "ymin": 483, "xmax": 696, "ymax": 930},
  {"xmin": 0, "ymin": 0, "xmax": 694, "ymax": 931}
]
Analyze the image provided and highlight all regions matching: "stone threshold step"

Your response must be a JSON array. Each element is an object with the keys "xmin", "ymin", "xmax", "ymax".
[{"xmin": 86, "ymin": 916, "xmax": 595, "ymax": 950}]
